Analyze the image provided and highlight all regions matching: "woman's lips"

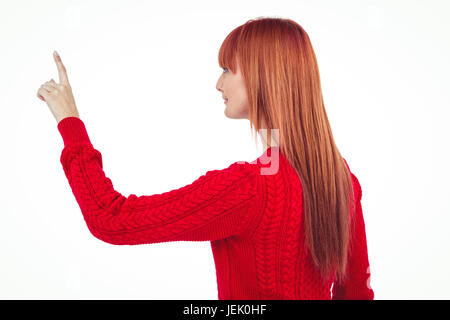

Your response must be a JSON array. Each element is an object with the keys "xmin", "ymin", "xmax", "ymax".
[{"xmin": 224, "ymin": 98, "xmax": 228, "ymax": 103}]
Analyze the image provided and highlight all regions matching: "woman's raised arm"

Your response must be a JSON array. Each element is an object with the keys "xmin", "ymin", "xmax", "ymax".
[{"xmin": 58, "ymin": 117, "xmax": 264, "ymax": 245}]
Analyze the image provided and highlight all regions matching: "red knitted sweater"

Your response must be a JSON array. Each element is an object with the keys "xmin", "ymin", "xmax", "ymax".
[{"xmin": 57, "ymin": 116, "xmax": 374, "ymax": 300}]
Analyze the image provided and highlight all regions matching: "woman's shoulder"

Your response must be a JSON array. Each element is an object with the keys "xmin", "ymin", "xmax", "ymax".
[{"xmin": 248, "ymin": 146, "xmax": 284, "ymax": 175}]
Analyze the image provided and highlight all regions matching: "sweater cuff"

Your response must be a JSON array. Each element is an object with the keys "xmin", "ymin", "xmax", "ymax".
[{"xmin": 57, "ymin": 117, "xmax": 93, "ymax": 148}]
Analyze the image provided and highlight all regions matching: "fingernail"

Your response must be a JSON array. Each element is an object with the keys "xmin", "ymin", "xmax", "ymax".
[{"xmin": 54, "ymin": 50, "xmax": 59, "ymax": 57}]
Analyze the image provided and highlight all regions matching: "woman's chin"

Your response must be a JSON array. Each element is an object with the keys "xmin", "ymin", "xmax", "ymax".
[
  {"xmin": 224, "ymin": 108, "xmax": 237, "ymax": 119},
  {"xmin": 224, "ymin": 107, "xmax": 232, "ymax": 118},
  {"xmin": 224, "ymin": 105, "xmax": 249, "ymax": 120}
]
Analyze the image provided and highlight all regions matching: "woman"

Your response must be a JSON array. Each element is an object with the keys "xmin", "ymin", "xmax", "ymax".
[{"xmin": 37, "ymin": 17, "xmax": 374, "ymax": 300}]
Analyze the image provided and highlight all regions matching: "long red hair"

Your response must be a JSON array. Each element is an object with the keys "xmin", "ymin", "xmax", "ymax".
[{"xmin": 218, "ymin": 17, "xmax": 356, "ymax": 284}]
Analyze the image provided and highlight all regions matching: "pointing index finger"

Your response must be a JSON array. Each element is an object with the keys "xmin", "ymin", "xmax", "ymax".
[{"xmin": 53, "ymin": 50, "xmax": 69, "ymax": 85}]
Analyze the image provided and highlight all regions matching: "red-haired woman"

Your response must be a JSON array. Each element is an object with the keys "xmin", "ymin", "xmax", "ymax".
[{"xmin": 38, "ymin": 17, "xmax": 374, "ymax": 300}]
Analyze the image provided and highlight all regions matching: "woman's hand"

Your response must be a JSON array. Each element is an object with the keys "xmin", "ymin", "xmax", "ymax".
[{"xmin": 37, "ymin": 51, "xmax": 80, "ymax": 124}]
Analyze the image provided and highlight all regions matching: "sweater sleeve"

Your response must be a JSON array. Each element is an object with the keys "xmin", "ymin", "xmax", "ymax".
[
  {"xmin": 57, "ymin": 117, "xmax": 262, "ymax": 245},
  {"xmin": 331, "ymin": 168, "xmax": 375, "ymax": 300}
]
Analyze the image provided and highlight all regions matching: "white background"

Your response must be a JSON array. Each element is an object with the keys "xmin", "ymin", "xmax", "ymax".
[{"xmin": 1, "ymin": 0, "xmax": 449, "ymax": 299}]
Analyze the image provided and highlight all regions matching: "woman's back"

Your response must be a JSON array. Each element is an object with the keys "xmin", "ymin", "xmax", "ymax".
[{"xmin": 211, "ymin": 146, "xmax": 373, "ymax": 299}]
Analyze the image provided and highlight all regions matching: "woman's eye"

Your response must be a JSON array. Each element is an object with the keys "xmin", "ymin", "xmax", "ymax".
[{"xmin": 222, "ymin": 68, "xmax": 228, "ymax": 73}]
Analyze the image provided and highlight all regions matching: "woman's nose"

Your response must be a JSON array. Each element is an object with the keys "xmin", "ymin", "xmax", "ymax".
[{"xmin": 216, "ymin": 76, "xmax": 224, "ymax": 92}]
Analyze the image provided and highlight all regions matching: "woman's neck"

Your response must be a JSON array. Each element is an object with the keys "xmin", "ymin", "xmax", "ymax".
[{"xmin": 258, "ymin": 128, "xmax": 279, "ymax": 151}]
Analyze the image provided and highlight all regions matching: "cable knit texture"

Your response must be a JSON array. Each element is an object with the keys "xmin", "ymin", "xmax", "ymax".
[{"xmin": 57, "ymin": 116, "xmax": 374, "ymax": 300}]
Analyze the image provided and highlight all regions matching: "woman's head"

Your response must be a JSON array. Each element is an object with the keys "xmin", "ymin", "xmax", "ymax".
[
  {"xmin": 216, "ymin": 17, "xmax": 356, "ymax": 285},
  {"xmin": 216, "ymin": 16, "xmax": 324, "ymax": 149}
]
